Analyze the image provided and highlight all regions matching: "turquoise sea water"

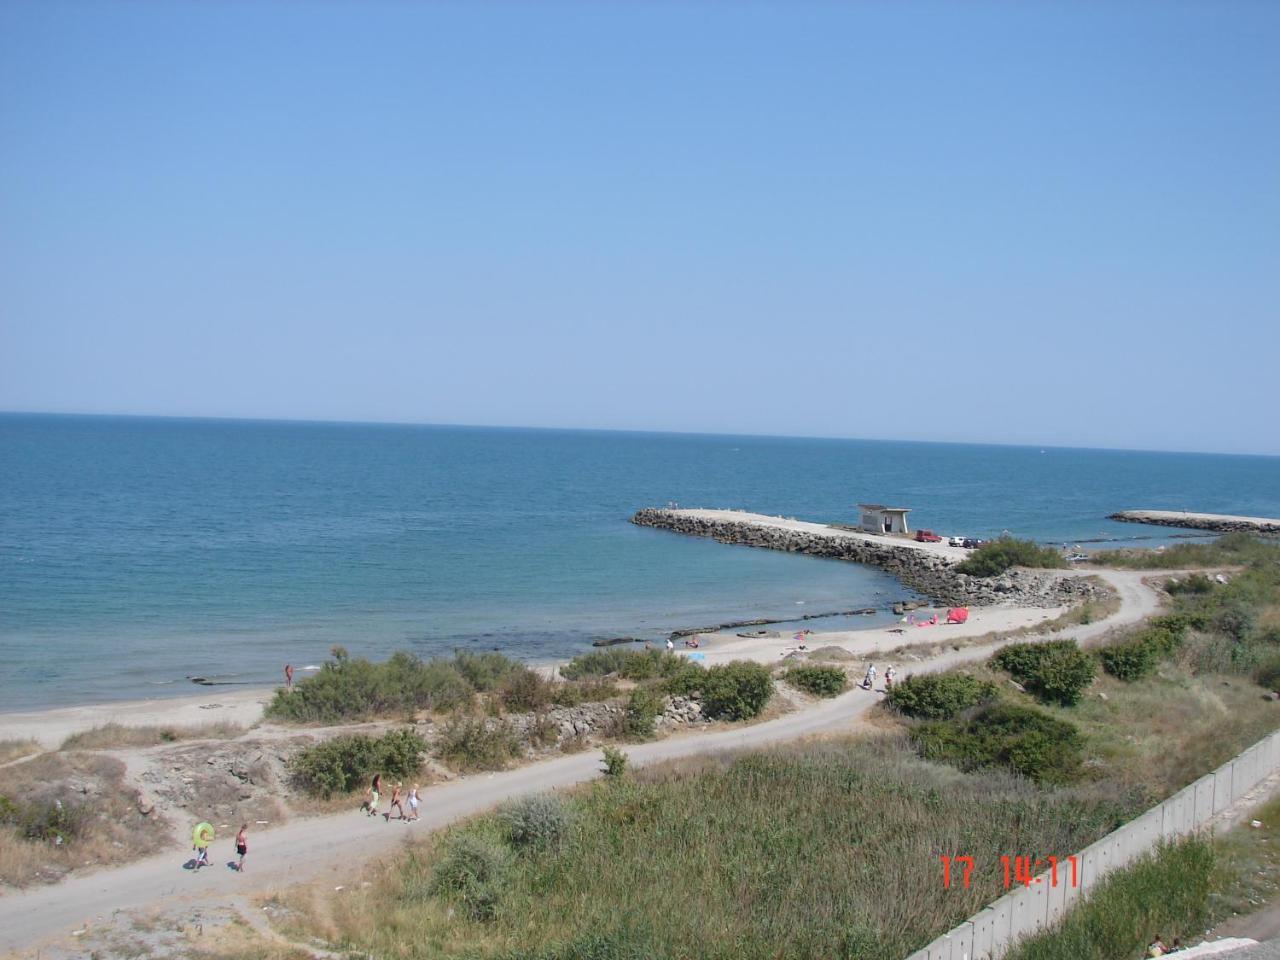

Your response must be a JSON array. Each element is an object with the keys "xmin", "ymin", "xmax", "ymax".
[{"xmin": 2, "ymin": 413, "xmax": 1279, "ymax": 710}]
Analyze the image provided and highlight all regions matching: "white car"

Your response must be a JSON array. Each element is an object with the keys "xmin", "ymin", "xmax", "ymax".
[{"xmin": 948, "ymin": 536, "xmax": 966, "ymax": 547}]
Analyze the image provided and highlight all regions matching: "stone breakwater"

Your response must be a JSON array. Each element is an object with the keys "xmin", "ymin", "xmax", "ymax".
[
  {"xmin": 631, "ymin": 508, "xmax": 1104, "ymax": 609},
  {"xmin": 1109, "ymin": 509, "xmax": 1280, "ymax": 535}
]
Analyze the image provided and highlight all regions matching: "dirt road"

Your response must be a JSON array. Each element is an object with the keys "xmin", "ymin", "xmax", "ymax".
[{"xmin": 0, "ymin": 569, "xmax": 1163, "ymax": 957}]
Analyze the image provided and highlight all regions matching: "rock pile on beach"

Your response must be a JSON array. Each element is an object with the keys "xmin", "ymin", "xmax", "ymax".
[
  {"xmin": 659, "ymin": 695, "xmax": 707, "ymax": 727},
  {"xmin": 632, "ymin": 509, "xmax": 1108, "ymax": 609}
]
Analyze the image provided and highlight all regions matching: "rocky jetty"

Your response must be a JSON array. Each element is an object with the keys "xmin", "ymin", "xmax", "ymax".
[
  {"xmin": 631, "ymin": 508, "xmax": 1104, "ymax": 608},
  {"xmin": 1109, "ymin": 509, "xmax": 1280, "ymax": 535}
]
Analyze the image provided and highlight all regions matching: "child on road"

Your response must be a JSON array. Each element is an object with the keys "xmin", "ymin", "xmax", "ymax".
[{"xmin": 235, "ymin": 823, "xmax": 248, "ymax": 872}]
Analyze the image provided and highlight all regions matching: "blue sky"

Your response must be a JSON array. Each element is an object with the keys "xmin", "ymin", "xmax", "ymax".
[{"xmin": 1, "ymin": 1, "xmax": 1277, "ymax": 454}]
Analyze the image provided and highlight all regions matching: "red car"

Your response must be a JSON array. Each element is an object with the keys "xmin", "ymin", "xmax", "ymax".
[{"xmin": 914, "ymin": 529, "xmax": 943, "ymax": 543}]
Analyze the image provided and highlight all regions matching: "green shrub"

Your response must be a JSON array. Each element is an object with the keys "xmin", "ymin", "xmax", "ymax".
[
  {"xmin": 620, "ymin": 687, "xmax": 662, "ymax": 740},
  {"xmin": 696, "ymin": 661, "xmax": 774, "ymax": 721},
  {"xmin": 453, "ymin": 651, "xmax": 524, "ymax": 692},
  {"xmin": 992, "ymin": 641, "xmax": 1095, "ymax": 706},
  {"xmin": 559, "ymin": 649, "xmax": 635, "ymax": 680},
  {"xmin": 601, "ymin": 746, "xmax": 628, "ymax": 778},
  {"xmin": 436, "ymin": 717, "xmax": 522, "ymax": 772},
  {"xmin": 265, "ymin": 651, "xmax": 475, "ymax": 724},
  {"xmin": 955, "ymin": 537, "xmax": 1067, "ymax": 577},
  {"xmin": 560, "ymin": 648, "xmax": 686, "ymax": 682},
  {"xmin": 663, "ymin": 660, "xmax": 710, "ymax": 698},
  {"xmin": 1214, "ymin": 602, "xmax": 1257, "ymax": 643},
  {"xmin": 910, "ymin": 704, "xmax": 1084, "ymax": 784},
  {"xmin": 1254, "ymin": 655, "xmax": 1280, "ymax": 693},
  {"xmin": 1099, "ymin": 640, "xmax": 1158, "ymax": 682},
  {"xmin": 0, "ymin": 794, "xmax": 90, "ymax": 843},
  {"xmin": 431, "ymin": 833, "xmax": 512, "ymax": 921},
  {"xmin": 289, "ymin": 728, "xmax": 427, "ymax": 799},
  {"xmin": 500, "ymin": 667, "xmax": 554, "ymax": 713},
  {"xmin": 501, "ymin": 794, "xmax": 572, "ymax": 852},
  {"xmin": 1167, "ymin": 573, "xmax": 1214, "ymax": 595},
  {"xmin": 550, "ymin": 678, "xmax": 620, "ymax": 707},
  {"xmin": 783, "ymin": 665, "xmax": 848, "ymax": 698},
  {"xmin": 885, "ymin": 673, "xmax": 998, "ymax": 720}
]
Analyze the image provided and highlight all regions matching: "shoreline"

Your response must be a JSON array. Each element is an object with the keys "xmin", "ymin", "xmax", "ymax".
[{"xmin": 0, "ymin": 602, "xmax": 1070, "ymax": 750}]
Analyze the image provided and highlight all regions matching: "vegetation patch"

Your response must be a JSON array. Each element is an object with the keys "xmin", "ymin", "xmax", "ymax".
[
  {"xmin": 560, "ymin": 648, "xmax": 687, "ymax": 682},
  {"xmin": 885, "ymin": 673, "xmax": 998, "ymax": 720},
  {"xmin": 0, "ymin": 751, "xmax": 171, "ymax": 886},
  {"xmin": 667, "ymin": 660, "xmax": 774, "ymax": 720},
  {"xmin": 288, "ymin": 728, "xmax": 426, "ymax": 799},
  {"xmin": 910, "ymin": 703, "xmax": 1085, "ymax": 784},
  {"xmin": 955, "ymin": 537, "xmax": 1066, "ymax": 577},
  {"xmin": 436, "ymin": 717, "xmax": 523, "ymax": 773},
  {"xmin": 285, "ymin": 735, "xmax": 1131, "ymax": 960},
  {"xmin": 991, "ymin": 640, "xmax": 1096, "ymax": 706},
  {"xmin": 0, "ymin": 739, "xmax": 41, "ymax": 765},
  {"xmin": 783, "ymin": 664, "xmax": 848, "ymax": 698},
  {"xmin": 61, "ymin": 721, "xmax": 245, "ymax": 751},
  {"xmin": 1006, "ymin": 837, "xmax": 1213, "ymax": 960},
  {"xmin": 1091, "ymin": 532, "xmax": 1274, "ymax": 570}
]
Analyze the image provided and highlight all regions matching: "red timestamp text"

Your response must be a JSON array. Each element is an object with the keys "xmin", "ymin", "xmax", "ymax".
[{"xmin": 940, "ymin": 855, "xmax": 1079, "ymax": 889}]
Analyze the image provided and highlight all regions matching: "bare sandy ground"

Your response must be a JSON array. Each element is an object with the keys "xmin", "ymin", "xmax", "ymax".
[
  {"xmin": 686, "ymin": 604, "xmax": 1067, "ymax": 667},
  {"xmin": 0, "ymin": 688, "xmax": 273, "ymax": 751}
]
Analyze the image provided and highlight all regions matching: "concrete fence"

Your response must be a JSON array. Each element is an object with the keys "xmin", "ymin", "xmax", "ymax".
[{"xmin": 905, "ymin": 727, "xmax": 1280, "ymax": 960}]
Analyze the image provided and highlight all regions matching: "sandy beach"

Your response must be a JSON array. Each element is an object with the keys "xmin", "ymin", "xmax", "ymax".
[
  {"xmin": 683, "ymin": 603, "xmax": 1067, "ymax": 666},
  {"xmin": 0, "ymin": 687, "xmax": 274, "ymax": 751}
]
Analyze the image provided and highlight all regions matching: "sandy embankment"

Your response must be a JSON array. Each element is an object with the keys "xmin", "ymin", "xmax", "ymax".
[
  {"xmin": 0, "ymin": 687, "xmax": 274, "ymax": 751},
  {"xmin": 1, "ymin": 605, "xmax": 1067, "ymax": 750}
]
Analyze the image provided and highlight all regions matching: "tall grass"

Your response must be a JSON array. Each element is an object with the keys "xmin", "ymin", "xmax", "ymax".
[
  {"xmin": 1006, "ymin": 838, "xmax": 1214, "ymax": 960},
  {"xmin": 1091, "ymin": 532, "xmax": 1275, "ymax": 569},
  {"xmin": 288, "ymin": 734, "xmax": 1134, "ymax": 960}
]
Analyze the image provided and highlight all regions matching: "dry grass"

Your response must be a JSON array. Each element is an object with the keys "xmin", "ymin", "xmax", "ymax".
[
  {"xmin": 0, "ymin": 738, "xmax": 42, "ymax": 765},
  {"xmin": 274, "ymin": 732, "xmax": 1134, "ymax": 960},
  {"xmin": 61, "ymin": 721, "xmax": 247, "ymax": 751},
  {"xmin": 0, "ymin": 751, "xmax": 171, "ymax": 886}
]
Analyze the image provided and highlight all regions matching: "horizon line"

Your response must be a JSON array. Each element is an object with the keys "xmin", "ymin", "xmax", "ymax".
[{"xmin": 3, "ymin": 407, "xmax": 1278, "ymax": 461}]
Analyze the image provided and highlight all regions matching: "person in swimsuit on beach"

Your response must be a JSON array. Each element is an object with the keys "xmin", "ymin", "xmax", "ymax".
[
  {"xmin": 284, "ymin": 663, "xmax": 294, "ymax": 690},
  {"xmin": 407, "ymin": 783, "xmax": 420, "ymax": 822},
  {"xmin": 235, "ymin": 823, "xmax": 248, "ymax": 872},
  {"xmin": 385, "ymin": 783, "xmax": 405, "ymax": 821}
]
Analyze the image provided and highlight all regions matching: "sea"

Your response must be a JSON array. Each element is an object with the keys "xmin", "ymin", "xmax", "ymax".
[{"xmin": 3, "ymin": 413, "xmax": 1279, "ymax": 711}]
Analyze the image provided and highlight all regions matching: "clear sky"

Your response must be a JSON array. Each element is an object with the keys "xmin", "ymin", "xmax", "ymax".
[{"xmin": 1, "ymin": 1, "xmax": 1277, "ymax": 455}]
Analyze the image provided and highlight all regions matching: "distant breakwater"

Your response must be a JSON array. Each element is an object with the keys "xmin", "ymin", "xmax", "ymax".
[
  {"xmin": 631, "ymin": 508, "xmax": 1104, "ymax": 609},
  {"xmin": 1109, "ymin": 510, "xmax": 1280, "ymax": 535}
]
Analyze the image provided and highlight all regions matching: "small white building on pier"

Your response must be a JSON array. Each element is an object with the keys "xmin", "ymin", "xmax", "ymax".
[{"xmin": 858, "ymin": 503, "xmax": 911, "ymax": 535}]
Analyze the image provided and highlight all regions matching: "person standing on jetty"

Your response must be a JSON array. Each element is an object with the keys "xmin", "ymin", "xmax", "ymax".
[{"xmin": 234, "ymin": 823, "xmax": 248, "ymax": 872}]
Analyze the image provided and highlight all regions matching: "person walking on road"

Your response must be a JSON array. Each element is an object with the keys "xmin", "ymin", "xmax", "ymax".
[
  {"xmin": 407, "ymin": 783, "xmax": 420, "ymax": 822},
  {"xmin": 385, "ymin": 783, "xmax": 405, "ymax": 821},
  {"xmin": 234, "ymin": 823, "xmax": 248, "ymax": 872}
]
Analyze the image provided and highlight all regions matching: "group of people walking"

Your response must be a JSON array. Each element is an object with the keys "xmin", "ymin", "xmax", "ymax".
[
  {"xmin": 190, "ymin": 822, "xmax": 249, "ymax": 872},
  {"xmin": 361, "ymin": 773, "xmax": 420, "ymax": 822},
  {"xmin": 861, "ymin": 663, "xmax": 896, "ymax": 691}
]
